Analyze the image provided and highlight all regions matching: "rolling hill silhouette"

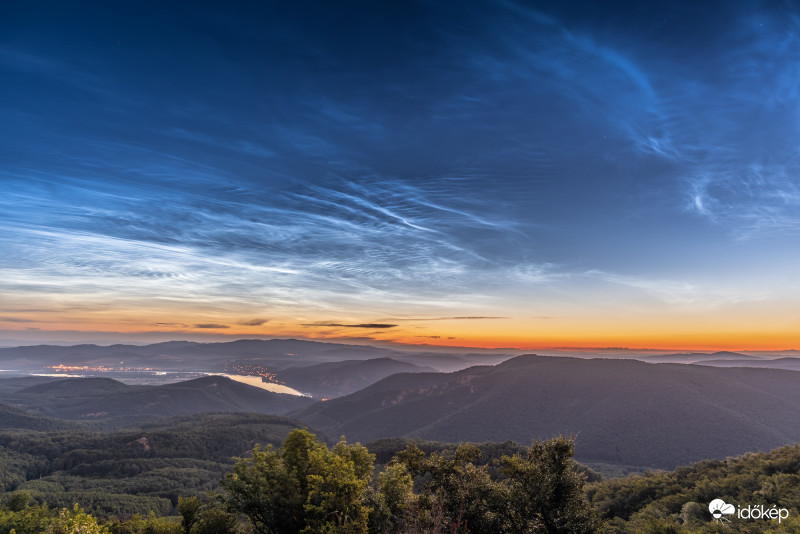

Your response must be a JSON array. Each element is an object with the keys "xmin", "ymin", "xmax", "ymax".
[
  {"xmin": 291, "ymin": 355, "xmax": 800, "ymax": 469},
  {"xmin": 4, "ymin": 375, "xmax": 314, "ymax": 420},
  {"xmin": 277, "ymin": 358, "xmax": 435, "ymax": 398},
  {"xmin": 0, "ymin": 402, "xmax": 74, "ymax": 431},
  {"xmin": 640, "ymin": 351, "xmax": 759, "ymax": 363}
]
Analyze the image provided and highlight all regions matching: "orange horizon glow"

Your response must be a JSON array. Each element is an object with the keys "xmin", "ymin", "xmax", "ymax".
[{"xmin": 3, "ymin": 320, "xmax": 798, "ymax": 353}]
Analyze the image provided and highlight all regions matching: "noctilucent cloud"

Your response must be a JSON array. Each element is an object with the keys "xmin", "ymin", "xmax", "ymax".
[{"xmin": 2, "ymin": 0, "xmax": 800, "ymax": 349}]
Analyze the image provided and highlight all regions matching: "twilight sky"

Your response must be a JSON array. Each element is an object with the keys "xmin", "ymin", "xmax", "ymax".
[{"xmin": 2, "ymin": 0, "xmax": 800, "ymax": 350}]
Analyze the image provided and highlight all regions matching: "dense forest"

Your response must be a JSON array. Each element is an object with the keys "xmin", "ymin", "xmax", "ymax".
[
  {"xmin": 2, "ymin": 414, "xmax": 800, "ymax": 533},
  {"xmin": 0, "ymin": 427, "xmax": 598, "ymax": 533},
  {"xmin": 589, "ymin": 444, "xmax": 800, "ymax": 532},
  {"xmin": 0, "ymin": 413, "xmax": 308, "ymax": 518}
]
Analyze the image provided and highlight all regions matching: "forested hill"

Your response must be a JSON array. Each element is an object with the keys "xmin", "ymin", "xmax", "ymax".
[
  {"xmin": 278, "ymin": 357, "xmax": 435, "ymax": 398},
  {"xmin": 588, "ymin": 443, "xmax": 800, "ymax": 532},
  {"xmin": 1, "ymin": 375, "xmax": 314, "ymax": 420},
  {"xmin": 0, "ymin": 402, "xmax": 75, "ymax": 431},
  {"xmin": 291, "ymin": 354, "xmax": 800, "ymax": 469},
  {"xmin": 0, "ymin": 412, "xmax": 316, "ymax": 519}
]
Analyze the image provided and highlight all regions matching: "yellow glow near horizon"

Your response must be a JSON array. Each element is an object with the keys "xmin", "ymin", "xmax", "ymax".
[
  {"xmin": 3, "ymin": 276, "xmax": 799, "ymax": 351},
  {"xmin": 4, "ymin": 310, "xmax": 799, "ymax": 351}
]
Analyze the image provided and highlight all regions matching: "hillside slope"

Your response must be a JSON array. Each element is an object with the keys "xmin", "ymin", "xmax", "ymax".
[
  {"xmin": 291, "ymin": 355, "xmax": 800, "ymax": 469},
  {"xmin": 587, "ymin": 443, "xmax": 800, "ymax": 529},
  {"xmin": 0, "ymin": 412, "xmax": 320, "ymax": 517},
  {"xmin": 0, "ymin": 402, "xmax": 75, "ymax": 431},
  {"xmin": 4, "ymin": 375, "xmax": 314, "ymax": 420},
  {"xmin": 277, "ymin": 357, "xmax": 436, "ymax": 398}
]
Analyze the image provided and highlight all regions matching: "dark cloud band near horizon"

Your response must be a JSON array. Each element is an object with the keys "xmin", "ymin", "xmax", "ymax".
[
  {"xmin": 302, "ymin": 323, "xmax": 399, "ymax": 329},
  {"xmin": 387, "ymin": 317, "xmax": 509, "ymax": 321}
]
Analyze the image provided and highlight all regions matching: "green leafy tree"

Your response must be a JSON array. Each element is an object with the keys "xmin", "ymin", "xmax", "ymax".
[
  {"xmin": 0, "ymin": 503, "xmax": 53, "ymax": 534},
  {"xmin": 6, "ymin": 492, "xmax": 31, "ymax": 513},
  {"xmin": 499, "ymin": 436, "xmax": 600, "ymax": 533},
  {"xmin": 105, "ymin": 511, "xmax": 181, "ymax": 534},
  {"xmin": 190, "ymin": 505, "xmax": 240, "ymax": 534},
  {"xmin": 395, "ymin": 444, "xmax": 504, "ymax": 534},
  {"xmin": 45, "ymin": 504, "xmax": 109, "ymax": 534},
  {"xmin": 367, "ymin": 462, "xmax": 415, "ymax": 534},
  {"xmin": 302, "ymin": 440, "xmax": 374, "ymax": 534},
  {"xmin": 220, "ymin": 443, "xmax": 301, "ymax": 533},
  {"xmin": 221, "ymin": 429, "xmax": 376, "ymax": 534},
  {"xmin": 679, "ymin": 501, "xmax": 706, "ymax": 526},
  {"xmin": 282, "ymin": 428, "xmax": 326, "ymax": 497},
  {"xmin": 177, "ymin": 496, "xmax": 201, "ymax": 534}
]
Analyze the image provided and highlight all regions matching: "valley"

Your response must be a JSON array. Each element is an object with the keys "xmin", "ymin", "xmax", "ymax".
[
  {"xmin": 3, "ymin": 340, "xmax": 800, "ymax": 531},
  {"xmin": 3, "ymin": 341, "xmax": 800, "ymax": 470}
]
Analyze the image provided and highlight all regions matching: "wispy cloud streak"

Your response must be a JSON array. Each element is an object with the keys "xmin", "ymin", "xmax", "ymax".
[{"xmin": 2, "ymin": 0, "xmax": 800, "ymax": 343}]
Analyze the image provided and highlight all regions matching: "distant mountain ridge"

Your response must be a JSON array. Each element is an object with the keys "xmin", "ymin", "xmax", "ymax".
[
  {"xmin": 0, "ymin": 338, "xmax": 511, "ymax": 373},
  {"xmin": 638, "ymin": 351, "xmax": 800, "ymax": 372},
  {"xmin": 640, "ymin": 350, "xmax": 759, "ymax": 363},
  {"xmin": 291, "ymin": 354, "xmax": 800, "ymax": 469},
  {"xmin": 693, "ymin": 356, "xmax": 800, "ymax": 371},
  {"xmin": 0, "ymin": 375, "xmax": 314, "ymax": 421}
]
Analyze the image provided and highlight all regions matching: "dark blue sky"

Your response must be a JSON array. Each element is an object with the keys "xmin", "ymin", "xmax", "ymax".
[{"xmin": 2, "ymin": 0, "xmax": 800, "ymax": 348}]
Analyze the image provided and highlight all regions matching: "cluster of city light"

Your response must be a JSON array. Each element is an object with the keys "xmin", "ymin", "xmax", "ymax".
[
  {"xmin": 224, "ymin": 361, "xmax": 285, "ymax": 385},
  {"xmin": 48, "ymin": 364, "xmax": 158, "ymax": 373}
]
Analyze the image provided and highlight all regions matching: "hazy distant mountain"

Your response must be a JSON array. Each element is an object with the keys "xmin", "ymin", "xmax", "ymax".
[
  {"xmin": 639, "ymin": 351, "xmax": 800, "ymax": 371},
  {"xmin": 0, "ymin": 339, "xmax": 392, "ymax": 369},
  {"xmin": 291, "ymin": 355, "xmax": 800, "ymax": 469},
  {"xmin": 394, "ymin": 352, "xmax": 510, "ymax": 371},
  {"xmin": 0, "ymin": 339, "xmax": 488, "ymax": 373},
  {"xmin": 640, "ymin": 351, "xmax": 759, "ymax": 364},
  {"xmin": 2, "ymin": 375, "xmax": 314, "ymax": 420},
  {"xmin": 18, "ymin": 376, "xmax": 129, "ymax": 396},
  {"xmin": 0, "ymin": 376, "xmax": 63, "ymax": 396},
  {"xmin": 743, "ymin": 349, "xmax": 800, "ymax": 358},
  {"xmin": 277, "ymin": 358, "xmax": 436, "ymax": 398},
  {"xmin": 694, "ymin": 356, "xmax": 800, "ymax": 371}
]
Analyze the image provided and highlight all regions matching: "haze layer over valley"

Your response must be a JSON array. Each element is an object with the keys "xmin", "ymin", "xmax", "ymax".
[{"xmin": 3, "ymin": 339, "xmax": 800, "ymax": 471}]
